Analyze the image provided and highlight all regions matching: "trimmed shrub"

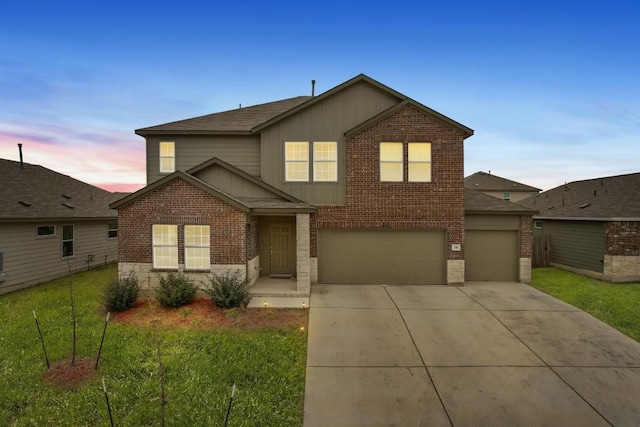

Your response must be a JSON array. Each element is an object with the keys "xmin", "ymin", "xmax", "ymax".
[
  {"xmin": 155, "ymin": 272, "xmax": 198, "ymax": 308},
  {"xmin": 103, "ymin": 272, "xmax": 140, "ymax": 312},
  {"xmin": 202, "ymin": 271, "xmax": 249, "ymax": 308}
]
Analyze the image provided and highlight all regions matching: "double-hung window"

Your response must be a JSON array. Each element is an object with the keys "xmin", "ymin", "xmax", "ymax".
[
  {"xmin": 185, "ymin": 225, "xmax": 210, "ymax": 270},
  {"xmin": 285, "ymin": 142, "xmax": 309, "ymax": 181},
  {"xmin": 108, "ymin": 222, "xmax": 118, "ymax": 238},
  {"xmin": 153, "ymin": 225, "xmax": 178, "ymax": 269},
  {"xmin": 159, "ymin": 142, "xmax": 175, "ymax": 173},
  {"xmin": 380, "ymin": 142, "xmax": 432, "ymax": 182},
  {"xmin": 62, "ymin": 225, "xmax": 74, "ymax": 257},
  {"xmin": 313, "ymin": 141, "xmax": 337, "ymax": 182}
]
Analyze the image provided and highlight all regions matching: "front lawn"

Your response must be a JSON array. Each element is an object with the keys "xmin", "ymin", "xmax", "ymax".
[
  {"xmin": 0, "ymin": 264, "xmax": 308, "ymax": 426},
  {"xmin": 531, "ymin": 267, "xmax": 640, "ymax": 342}
]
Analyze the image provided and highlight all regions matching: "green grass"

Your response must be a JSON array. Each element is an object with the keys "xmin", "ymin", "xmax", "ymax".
[
  {"xmin": 531, "ymin": 267, "xmax": 640, "ymax": 342},
  {"xmin": 0, "ymin": 264, "xmax": 307, "ymax": 426}
]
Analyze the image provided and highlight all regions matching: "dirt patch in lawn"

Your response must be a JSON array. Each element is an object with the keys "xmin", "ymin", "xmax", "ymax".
[
  {"xmin": 43, "ymin": 357, "xmax": 98, "ymax": 390},
  {"xmin": 110, "ymin": 298, "xmax": 308, "ymax": 330}
]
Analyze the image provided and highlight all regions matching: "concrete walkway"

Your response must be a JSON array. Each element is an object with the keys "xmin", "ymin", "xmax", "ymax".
[{"xmin": 303, "ymin": 283, "xmax": 640, "ymax": 426}]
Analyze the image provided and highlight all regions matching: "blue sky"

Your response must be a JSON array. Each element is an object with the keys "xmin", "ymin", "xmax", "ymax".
[{"xmin": 1, "ymin": 1, "xmax": 638, "ymax": 192}]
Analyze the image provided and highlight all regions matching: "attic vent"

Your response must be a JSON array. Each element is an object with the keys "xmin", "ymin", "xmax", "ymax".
[
  {"xmin": 62, "ymin": 194, "xmax": 71, "ymax": 199},
  {"xmin": 62, "ymin": 203, "xmax": 74, "ymax": 209},
  {"xmin": 19, "ymin": 201, "xmax": 31, "ymax": 207},
  {"xmin": 579, "ymin": 203, "xmax": 591, "ymax": 209}
]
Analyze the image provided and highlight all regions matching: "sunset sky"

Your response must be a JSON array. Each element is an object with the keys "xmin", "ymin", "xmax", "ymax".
[{"xmin": 1, "ymin": 1, "xmax": 638, "ymax": 193}]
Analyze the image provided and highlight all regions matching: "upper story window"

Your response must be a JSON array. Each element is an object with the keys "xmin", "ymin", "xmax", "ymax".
[
  {"xmin": 37, "ymin": 225, "xmax": 55, "ymax": 238},
  {"xmin": 503, "ymin": 192, "xmax": 511, "ymax": 201},
  {"xmin": 313, "ymin": 142, "xmax": 337, "ymax": 182},
  {"xmin": 381, "ymin": 142, "xmax": 432, "ymax": 182},
  {"xmin": 185, "ymin": 225, "xmax": 210, "ymax": 270},
  {"xmin": 380, "ymin": 142, "xmax": 403, "ymax": 182},
  {"xmin": 408, "ymin": 143, "xmax": 431, "ymax": 182},
  {"xmin": 159, "ymin": 141, "xmax": 175, "ymax": 173},
  {"xmin": 285, "ymin": 142, "xmax": 309, "ymax": 181},
  {"xmin": 285, "ymin": 141, "xmax": 338, "ymax": 182},
  {"xmin": 152, "ymin": 224, "xmax": 178, "ymax": 269}
]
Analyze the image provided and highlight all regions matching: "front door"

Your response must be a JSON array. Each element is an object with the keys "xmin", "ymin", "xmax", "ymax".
[{"xmin": 270, "ymin": 223, "xmax": 295, "ymax": 275}]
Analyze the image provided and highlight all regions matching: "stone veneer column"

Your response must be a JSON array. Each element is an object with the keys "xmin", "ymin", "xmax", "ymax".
[
  {"xmin": 519, "ymin": 258, "xmax": 532, "ymax": 283},
  {"xmin": 447, "ymin": 260, "xmax": 465, "ymax": 286},
  {"xmin": 296, "ymin": 213, "xmax": 311, "ymax": 294}
]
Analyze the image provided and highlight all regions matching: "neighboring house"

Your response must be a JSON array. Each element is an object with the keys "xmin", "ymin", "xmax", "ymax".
[
  {"xmin": 465, "ymin": 171, "xmax": 540, "ymax": 202},
  {"xmin": 0, "ymin": 158, "xmax": 120, "ymax": 295},
  {"xmin": 518, "ymin": 172, "xmax": 640, "ymax": 282},
  {"xmin": 111, "ymin": 74, "xmax": 535, "ymax": 293}
]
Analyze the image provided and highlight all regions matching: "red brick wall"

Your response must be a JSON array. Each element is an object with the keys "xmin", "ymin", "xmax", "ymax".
[
  {"xmin": 117, "ymin": 178, "xmax": 248, "ymax": 265},
  {"xmin": 605, "ymin": 221, "xmax": 640, "ymax": 256},
  {"xmin": 313, "ymin": 104, "xmax": 466, "ymax": 259},
  {"xmin": 519, "ymin": 215, "xmax": 533, "ymax": 257}
]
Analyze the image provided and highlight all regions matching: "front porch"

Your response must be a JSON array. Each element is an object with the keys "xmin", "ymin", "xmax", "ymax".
[{"xmin": 248, "ymin": 275, "xmax": 310, "ymax": 308}]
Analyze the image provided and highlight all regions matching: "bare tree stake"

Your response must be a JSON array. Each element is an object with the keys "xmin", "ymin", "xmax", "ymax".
[
  {"xmin": 33, "ymin": 310, "xmax": 50, "ymax": 368},
  {"xmin": 95, "ymin": 312, "xmax": 110, "ymax": 369}
]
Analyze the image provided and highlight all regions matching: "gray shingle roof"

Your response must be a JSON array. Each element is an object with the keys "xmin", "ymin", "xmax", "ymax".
[
  {"xmin": 0, "ymin": 158, "xmax": 118, "ymax": 221},
  {"xmin": 465, "ymin": 188, "xmax": 538, "ymax": 214},
  {"xmin": 465, "ymin": 171, "xmax": 541, "ymax": 192},
  {"xmin": 517, "ymin": 172, "xmax": 640, "ymax": 220},
  {"xmin": 136, "ymin": 96, "xmax": 312, "ymax": 134}
]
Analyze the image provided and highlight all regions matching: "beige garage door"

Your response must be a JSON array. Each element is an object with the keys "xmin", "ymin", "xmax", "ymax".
[
  {"xmin": 465, "ymin": 230, "xmax": 519, "ymax": 281},
  {"xmin": 317, "ymin": 230, "xmax": 446, "ymax": 284}
]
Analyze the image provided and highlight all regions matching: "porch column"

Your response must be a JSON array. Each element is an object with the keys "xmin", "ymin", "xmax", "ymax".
[{"xmin": 296, "ymin": 213, "xmax": 311, "ymax": 294}]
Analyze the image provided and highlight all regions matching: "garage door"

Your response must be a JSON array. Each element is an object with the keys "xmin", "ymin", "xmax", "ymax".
[
  {"xmin": 317, "ymin": 230, "xmax": 446, "ymax": 284},
  {"xmin": 465, "ymin": 230, "xmax": 518, "ymax": 281}
]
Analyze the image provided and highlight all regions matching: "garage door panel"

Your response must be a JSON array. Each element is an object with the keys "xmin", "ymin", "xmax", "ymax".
[
  {"xmin": 318, "ymin": 230, "xmax": 446, "ymax": 284},
  {"xmin": 466, "ymin": 230, "xmax": 518, "ymax": 281}
]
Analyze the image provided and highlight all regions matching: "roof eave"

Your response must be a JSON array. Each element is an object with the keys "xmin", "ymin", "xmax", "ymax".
[
  {"xmin": 533, "ymin": 216, "xmax": 640, "ymax": 221},
  {"xmin": 465, "ymin": 210, "xmax": 538, "ymax": 216},
  {"xmin": 135, "ymin": 129, "xmax": 253, "ymax": 137}
]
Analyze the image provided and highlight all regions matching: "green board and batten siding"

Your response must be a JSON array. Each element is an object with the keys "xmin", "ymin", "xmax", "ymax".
[
  {"xmin": 539, "ymin": 220, "xmax": 605, "ymax": 273},
  {"xmin": 146, "ymin": 135, "xmax": 261, "ymax": 185},
  {"xmin": 260, "ymin": 80, "xmax": 401, "ymax": 205}
]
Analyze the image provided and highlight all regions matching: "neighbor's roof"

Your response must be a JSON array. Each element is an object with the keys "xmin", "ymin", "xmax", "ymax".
[
  {"xmin": 0, "ymin": 158, "xmax": 118, "ymax": 221},
  {"xmin": 464, "ymin": 188, "xmax": 538, "ymax": 215},
  {"xmin": 465, "ymin": 171, "xmax": 541, "ymax": 192},
  {"xmin": 517, "ymin": 172, "xmax": 640, "ymax": 220},
  {"xmin": 136, "ymin": 74, "xmax": 474, "ymax": 138}
]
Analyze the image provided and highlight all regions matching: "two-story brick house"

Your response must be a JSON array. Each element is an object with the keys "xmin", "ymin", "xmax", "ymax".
[{"xmin": 111, "ymin": 74, "xmax": 532, "ymax": 293}]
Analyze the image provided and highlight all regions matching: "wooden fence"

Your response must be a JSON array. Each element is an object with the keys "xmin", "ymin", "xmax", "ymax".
[{"xmin": 532, "ymin": 234, "xmax": 552, "ymax": 268}]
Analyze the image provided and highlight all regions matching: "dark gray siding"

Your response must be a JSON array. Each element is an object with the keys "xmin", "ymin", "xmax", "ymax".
[
  {"xmin": 542, "ymin": 220, "xmax": 605, "ymax": 273},
  {"xmin": 260, "ymin": 80, "xmax": 401, "ymax": 204},
  {"xmin": 192, "ymin": 166, "xmax": 280, "ymax": 199},
  {"xmin": 146, "ymin": 135, "xmax": 261, "ymax": 185}
]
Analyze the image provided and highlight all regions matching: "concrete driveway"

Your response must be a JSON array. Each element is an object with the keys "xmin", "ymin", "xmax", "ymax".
[{"xmin": 303, "ymin": 283, "xmax": 640, "ymax": 426}]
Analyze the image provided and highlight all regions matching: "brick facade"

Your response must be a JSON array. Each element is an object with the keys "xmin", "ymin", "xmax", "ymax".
[
  {"xmin": 117, "ymin": 178, "xmax": 250, "ymax": 267},
  {"xmin": 312, "ymin": 104, "xmax": 466, "ymax": 260},
  {"xmin": 605, "ymin": 221, "xmax": 640, "ymax": 256},
  {"xmin": 519, "ymin": 215, "xmax": 533, "ymax": 258}
]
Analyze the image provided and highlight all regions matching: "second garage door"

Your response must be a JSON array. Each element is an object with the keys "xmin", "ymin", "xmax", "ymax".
[
  {"xmin": 317, "ymin": 229, "xmax": 446, "ymax": 284},
  {"xmin": 465, "ymin": 230, "xmax": 519, "ymax": 281}
]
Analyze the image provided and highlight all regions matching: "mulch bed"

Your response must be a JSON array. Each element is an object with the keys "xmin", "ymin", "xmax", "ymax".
[{"xmin": 43, "ymin": 357, "xmax": 98, "ymax": 390}]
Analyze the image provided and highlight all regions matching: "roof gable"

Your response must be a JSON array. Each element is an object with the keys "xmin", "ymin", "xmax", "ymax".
[
  {"xmin": 518, "ymin": 172, "xmax": 640, "ymax": 220},
  {"xmin": 465, "ymin": 171, "xmax": 540, "ymax": 192},
  {"xmin": 465, "ymin": 188, "xmax": 537, "ymax": 215},
  {"xmin": 0, "ymin": 158, "xmax": 117, "ymax": 221}
]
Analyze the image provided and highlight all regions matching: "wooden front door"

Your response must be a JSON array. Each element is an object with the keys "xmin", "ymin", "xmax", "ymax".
[{"xmin": 269, "ymin": 223, "xmax": 295, "ymax": 275}]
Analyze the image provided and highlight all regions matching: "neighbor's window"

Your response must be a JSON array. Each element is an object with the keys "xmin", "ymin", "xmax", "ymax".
[
  {"xmin": 108, "ymin": 222, "xmax": 118, "ymax": 239},
  {"xmin": 37, "ymin": 225, "xmax": 55, "ymax": 237},
  {"xmin": 62, "ymin": 225, "xmax": 74, "ymax": 257},
  {"xmin": 285, "ymin": 142, "xmax": 309, "ymax": 181},
  {"xmin": 408, "ymin": 143, "xmax": 431, "ymax": 182},
  {"xmin": 313, "ymin": 141, "xmax": 338, "ymax": 182},
  {"xmin": 152, "ymin": 224, "xmax": 178, "ymax": 269},
  {"xmin": 380, "ymin": 142, "xmax": 403, "ymax": 182},
  {"xmin": 159, "ymin": 141, "xmax": 175, "ymax": 173},
  {"xmin": 534, "ymin": 220, "xmax": 543, "ymax": 229},
  {"xmin": 503, "ymin": 192, "xmax": 511, "ymax": 201},
  {"xmin": 185, "ymin": 225, "xmax": 210, "ymax": 270}
]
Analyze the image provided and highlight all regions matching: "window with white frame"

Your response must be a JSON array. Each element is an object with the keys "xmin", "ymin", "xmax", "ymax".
[
  {"xmin": 380, "ymin": 142, "xmax": 403, "ymax": 182},
  {"xmin": 152, "ymin": 224, "xmax": 178, "ymax": 269},
  {"xmin": 108, "ymin": 222, "xmax": 118, "ymax": 239},
  {"xmin": 285, "ymin": 142, "xmax": 309, "ymax": 181},
  {"xmin": 503, "ymin": 192, "xmax": 511, "ymax": 201},
  {"xmin": 62, "ymin": 225, "xmax": 74, "ymax": 257},
  {"xmin": 408, "ymin": 143, "xmax": 431, "ymax": 182},
  {"xmin": 37, "ymin": 225, "xmax": 55, "ymax": 238},
  {"xmin": 159, "ymin": 141, "xmax": 175, "ymax": 173},
  {"xmin": 185, "ymin": 225, "xmax": 210, "ymax": 270},
  {"xmin": 313, "ymin": 141, "xmax": 338, "ymax": 182}
]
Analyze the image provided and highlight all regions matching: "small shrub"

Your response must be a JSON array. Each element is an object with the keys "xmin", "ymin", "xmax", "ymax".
[
  {"xmin": 203, "ymin": 271, "xmax": 249, "ymax": 308},
  {"xmin": 103, "ymin": 272, "xmax": 140, "ymax": 312},
  {"xmin": 155, "ymin": 273, "xmax": 198, "ymax": 308}
]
